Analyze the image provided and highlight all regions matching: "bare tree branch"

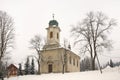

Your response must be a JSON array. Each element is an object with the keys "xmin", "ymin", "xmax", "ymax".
[
  {"xmin": 0, "ymin": 11, "xmax": 14, "ymax": 63},
  {"xmin": 29, "ymin": 35, "xmax": 44, "ymax": 74},
  {"xmin": 71, "ymin": 11, "xmax": 117, "ymax": 70}
]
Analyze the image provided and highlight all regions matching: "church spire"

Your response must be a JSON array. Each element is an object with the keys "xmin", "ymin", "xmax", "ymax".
[
  {"xmin": 68, "ymin": 42, "xmax": 71, "ymax": 50},
  {"xmin": 49, "ymin": 14, "xmax": 58, "ymax": 26},
  {"xmin": 45, "ymin": 14, "xmax": 61, "ymax": 48}
]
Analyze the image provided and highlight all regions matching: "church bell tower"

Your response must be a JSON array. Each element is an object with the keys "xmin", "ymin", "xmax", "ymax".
[{"xmin": 44, "ymin": 14, "xmax": 61, "ymax": 49}]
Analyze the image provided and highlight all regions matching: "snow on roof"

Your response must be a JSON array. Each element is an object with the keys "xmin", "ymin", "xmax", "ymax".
[{"xmin": 7, "ymin": 64, "xmax": 18, "ymax": 69}]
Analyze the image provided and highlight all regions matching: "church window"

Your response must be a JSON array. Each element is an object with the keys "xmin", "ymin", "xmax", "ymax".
[
  {"xmin": 77, "ymin": 60, "xmax": 78, "ymax": 67},
  {"xmin": 57, "ymin": 33, "xmax": 59, "ymax": 39},
  {"xmin": 50, "ymin": 32, "xmax": 53, "ymax": 38},
  {"xmin": 73, "ymin": 58, "xmax": 75, "ymax": 66}
]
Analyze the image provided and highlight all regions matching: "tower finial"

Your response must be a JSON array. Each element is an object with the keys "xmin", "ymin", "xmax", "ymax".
[
  {"xmin": 52, "ymin": 13, "xmax": 55, "ymax": 20},
  {"xmin": 68, "ymin": 42, "xmax": 71, "ymax": 50}
]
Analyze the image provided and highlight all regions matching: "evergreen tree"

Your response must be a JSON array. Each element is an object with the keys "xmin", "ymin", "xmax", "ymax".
[
  {"xmin": 18, "ymin": 63, "xmax": 23, "ymax": 75},
  {"xmin": 24, "ymin": 57, "xmax": 30, "ymax": 75},
  {"xmin": 31, "ymin": 58, "xmax": 35, "ymax": 74},
  {"xmin": 110, "ymin": 59, "xmax": 114, "ymax": 67},
  {"xmin": 80, "ymin": 57, "xmax": 92, "ymax": 71},
  {"xmin": 80, "ymin": 60, "xmax": 84, "ymax": 71}
]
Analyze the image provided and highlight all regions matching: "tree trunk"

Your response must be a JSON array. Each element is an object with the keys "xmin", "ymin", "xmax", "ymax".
[
  {"xmin": 38, "ymin": 61, "xmax": 41, "ymax": 74},
  {"xmin": 62, "ymin": 64, "xmax": 64, "ymax": 74},
  {"xmin": 89, "ymin": 43, "xmax": 94, "ymax": 70},
  {"xmin": 92, "ymin": 59, "xmax": 95, "ymax": 70}
]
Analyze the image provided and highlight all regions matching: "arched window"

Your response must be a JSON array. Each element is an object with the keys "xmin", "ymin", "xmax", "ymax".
[
  {"xmin": 57, "ymin": 33, "xmax": 59, "ymax": 39},
  {"xmin": 50, "ymin": 32, "xmax": 53, "ymax": 38}
]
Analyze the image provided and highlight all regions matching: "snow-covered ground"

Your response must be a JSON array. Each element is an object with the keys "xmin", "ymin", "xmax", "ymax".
[{"xmin": 5, "ymin": 66, "xmax": 120, "ymax": 80}]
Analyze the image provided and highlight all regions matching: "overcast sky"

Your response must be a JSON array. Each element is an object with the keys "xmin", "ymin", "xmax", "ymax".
[{"xmin": 0, "ymin": 0, "xmax": 120, "ymax": 65}]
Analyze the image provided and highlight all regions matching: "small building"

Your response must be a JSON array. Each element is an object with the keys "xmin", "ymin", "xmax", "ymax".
[
  {"xmin": 40, "ymin": 16, "xmax": 80, "ymax": 73},
  {"xmin": 7, "ymin": 64, "xmax": 18, "ymax": 77}
]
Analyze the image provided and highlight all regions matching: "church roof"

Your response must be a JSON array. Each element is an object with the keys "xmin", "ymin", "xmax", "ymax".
[
  {"xmin": 48, "ymin": 14, "xmax": 59, "ymax": 27},
  {"xmin": 41, "ymin": 47, "xmax": 80, "ymax": 58},
  {"xmin": 49, "ymin": 20, "xmax": 58, "ymax": 26},
  {"xmin": 7, "ymin": 64, "xmax": 18, "ymax": 69}
]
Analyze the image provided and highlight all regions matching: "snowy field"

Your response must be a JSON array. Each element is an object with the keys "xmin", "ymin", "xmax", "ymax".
[{"xmin": 5, "ymin": 66, "xmax": 120, "ymax": 80}]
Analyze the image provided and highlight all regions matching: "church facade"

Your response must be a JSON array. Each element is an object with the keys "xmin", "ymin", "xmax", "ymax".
[{"xmin": 40, "ymin": 17, "xmax": 80, "ymax": 73}]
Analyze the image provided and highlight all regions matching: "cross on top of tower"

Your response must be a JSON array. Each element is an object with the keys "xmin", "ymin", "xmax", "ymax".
[
  {"xmin": 52, "ymin": 13, "xmax": 55, "ymax": 20},
  {"xmin": 49, "ymin": 13, "xmax": 58, "ymax": 26}
]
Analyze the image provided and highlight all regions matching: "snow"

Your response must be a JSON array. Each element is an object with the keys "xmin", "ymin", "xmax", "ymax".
[
  {"xmin": 5, "ymin": 66, "xmax": 120, "ymax": 80},
  {"xmin": 103, "ymin": 66, "xmax": 120, "ymax": 72}
]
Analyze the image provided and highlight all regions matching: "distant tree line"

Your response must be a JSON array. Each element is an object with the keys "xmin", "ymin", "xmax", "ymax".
[
  {"xmin": 102, "ymin": 59, "xmax": 120, "ymax": 69},
  {"xmin": 80, "ymin": 57, "xmax": 120, "ymax": 72}
]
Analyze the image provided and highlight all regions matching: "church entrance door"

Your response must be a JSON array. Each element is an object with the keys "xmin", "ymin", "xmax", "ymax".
[{"xmin": 48, "ymin": 64, "xmax": 52, "ymax": 73}]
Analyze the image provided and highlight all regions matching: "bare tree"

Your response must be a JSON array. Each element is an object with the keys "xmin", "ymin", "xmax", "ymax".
[
  {"xmin": 62, "ymin": 38, "xmax": 68, "ymax": 74},
  {"xmin": 61, "ymin": 38, "xmax": 71, "ymax": 74},
  {"xmin": 71, "ymin": 11, "xmax": 116, "ymax": 70},
  {"xmin": 30, "ymin": 35, "xmax": 43, "ymax": 74},
  {"xmin": 0, "ymin": 11, "xmax": 14, "ymax": 66}
]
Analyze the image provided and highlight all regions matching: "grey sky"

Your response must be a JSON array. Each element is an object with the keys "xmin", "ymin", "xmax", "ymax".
[{"xmin": 0, "ymin": 0, "xmax": 120, "ymax": 64}]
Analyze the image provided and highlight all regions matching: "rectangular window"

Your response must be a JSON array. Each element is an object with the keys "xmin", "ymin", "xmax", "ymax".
[
  {"xmin": 73, "ymin": 58, "xmax": 75, "ymax": 66},
  {"xmin": 77, "ymin": 60, "xmax": 78, "ymax": 67},
  {"xmin": 57, "ymin": 33, "xmax": 59, "ymax": 39}
]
